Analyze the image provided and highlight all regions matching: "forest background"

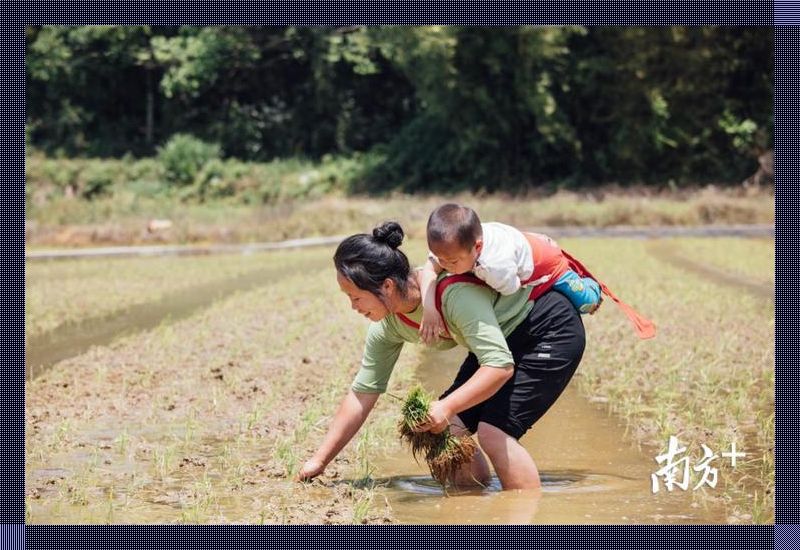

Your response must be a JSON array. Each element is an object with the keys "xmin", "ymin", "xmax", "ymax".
[{"xmin": 26, "ymin": 26, "xmax": 772, "ymax": 211}]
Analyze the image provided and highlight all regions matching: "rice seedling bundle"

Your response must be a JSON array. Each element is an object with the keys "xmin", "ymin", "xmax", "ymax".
[{"xmin": 397, "ymin": 386, "xmax": 476, "ymax": 486}]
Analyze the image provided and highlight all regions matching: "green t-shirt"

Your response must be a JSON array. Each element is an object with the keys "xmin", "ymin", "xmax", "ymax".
[{"xmin": 351, "ymin": 280, "xmax": 534, "ymax": 393}]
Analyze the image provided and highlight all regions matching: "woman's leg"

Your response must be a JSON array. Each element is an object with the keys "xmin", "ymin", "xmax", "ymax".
[
  {"xmin": 477, "ymin": 421, "xmax": 541, "ymax": 489},
  {"xmin": 471, "ymin": 291, "xmax": 585, "ymax": 490},
  {"xmin": 448, "ymin": 415, "xmax": 492, "ymax": 487}
]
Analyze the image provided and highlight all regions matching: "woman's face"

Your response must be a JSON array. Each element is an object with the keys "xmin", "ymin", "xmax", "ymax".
[{"xmin": 337, "ymin": 272, "xmax": 391, "ymax": 322}]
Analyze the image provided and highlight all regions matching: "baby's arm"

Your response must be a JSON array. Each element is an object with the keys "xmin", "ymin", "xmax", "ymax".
[
  {"xmin": 419, "ymin": 256, "xmax": 446, "ymax": 344},
  {"xmin": 480, "ymin": 261, "xmax": 523, "ymax": 296}
]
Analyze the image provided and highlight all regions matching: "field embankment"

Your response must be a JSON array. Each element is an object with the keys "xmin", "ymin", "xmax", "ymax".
[{"xmin": 26, "ymin": 155, "xmax": 773, "ymax": 248}]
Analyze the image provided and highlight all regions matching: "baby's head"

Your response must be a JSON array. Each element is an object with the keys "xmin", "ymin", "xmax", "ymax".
[{"xmin": 426, "ymin": 204, "xmax": 483, "ymax": 274}]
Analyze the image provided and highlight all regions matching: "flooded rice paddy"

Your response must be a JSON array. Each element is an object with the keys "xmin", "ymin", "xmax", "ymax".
[
  {"xmin": 372, "ymin": 348, "xmax": 728, "ymax": 524},
  {"xmin": 25, "ymin": 236, "xmax": 774, "ymax": 524}
]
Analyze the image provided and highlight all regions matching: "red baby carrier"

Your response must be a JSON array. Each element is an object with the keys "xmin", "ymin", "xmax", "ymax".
[
  {"xmin": 397, "ymin": 233, "xmax": 656, "ymax": 340},
  {"xmin": 520, "ymin": 233, "xmax": 656, "ymax": 339}
]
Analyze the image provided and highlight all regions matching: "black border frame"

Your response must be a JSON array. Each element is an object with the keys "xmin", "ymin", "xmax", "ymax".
[{"xmin": 7, "ymin": 1, "xmax": 787, "ymax": 548}]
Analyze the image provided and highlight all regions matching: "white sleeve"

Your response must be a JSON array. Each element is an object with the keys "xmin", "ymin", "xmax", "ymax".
[{"xmin": 477, "ymin": 261, "xmax": 522, "ymax": 296}]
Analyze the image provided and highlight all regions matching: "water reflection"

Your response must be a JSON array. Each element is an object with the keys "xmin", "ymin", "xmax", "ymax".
[
  {"xmin": 385, "ymin": 470, "xmax": 598, "ymax": 497},
  {"xmin": 381, "ymin": 475, "xmax": 542, "ymax": 525}
]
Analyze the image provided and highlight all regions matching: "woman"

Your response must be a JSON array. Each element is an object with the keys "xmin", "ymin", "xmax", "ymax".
[{"xmin": 297, "ymin": 222, "xmax": 585, "ymax": 489}]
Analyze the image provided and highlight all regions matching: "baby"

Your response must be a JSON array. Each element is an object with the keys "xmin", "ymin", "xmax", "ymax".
[{"xmin": 419, "ymin": 204, "xmax": 655, "ymax": 344}]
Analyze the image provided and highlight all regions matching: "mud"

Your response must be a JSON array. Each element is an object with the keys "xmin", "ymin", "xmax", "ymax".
[
  {"xmin": 369, "ymin": 348, "xmax": 731, "ymax": 524},
  {"xmin": 26, "ymin": 265, "xmax": 399, "ymax": 524},
  {"xmin": 26, "ymin": 238, "xmax": 772, "ymax": 523}
]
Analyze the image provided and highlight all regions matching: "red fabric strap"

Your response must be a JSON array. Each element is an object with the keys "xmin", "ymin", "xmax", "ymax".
[
  {"xmin": 396, "ymin": 311, "xmax": 455, "ymax": 340},
  {"xmin": 396, "ymin": 312, "xmax": 420, "ymax": 331},
  {"xmin": 520, "ymin": 232, "xmax": 571, "ymax": 299},
  {"xmin": 433, "ymin": 273, "xmax": 491, "ymax": 337},
  {"xmin": 422, "ymin": 238, "xmax": 657, "ymax": 341},
  {"xmin": 560, "ymin": 249, "xmax": 657, "ymax": 340}
]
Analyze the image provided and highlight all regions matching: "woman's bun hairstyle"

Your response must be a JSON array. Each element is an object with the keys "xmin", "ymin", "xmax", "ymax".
[
  {"xmin": 372, "ymin": 221, "xmax": 404, "ymax": 249},
  {"xmin": 334, "ymin": 221, "xmax": 411, "ymax": 300}
]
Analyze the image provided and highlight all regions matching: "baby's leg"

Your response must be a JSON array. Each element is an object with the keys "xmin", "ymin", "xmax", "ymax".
[
  {"xmin": 584, "ymin": 277, "xmax": 603, "ymax": 314},
  {"xmin": 553, "ymin": 270, "xmax": 602, "ymax": 314}
]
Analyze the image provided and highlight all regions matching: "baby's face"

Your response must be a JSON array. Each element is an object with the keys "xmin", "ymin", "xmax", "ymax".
[{"xmin": 430, "ymin": 240, "xmax": 481, "ymax": 275}]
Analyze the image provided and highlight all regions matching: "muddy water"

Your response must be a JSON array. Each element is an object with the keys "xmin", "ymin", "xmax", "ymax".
[{"xmin": 371, "ymin": 348, "xmax": 729, "ymax": 524}]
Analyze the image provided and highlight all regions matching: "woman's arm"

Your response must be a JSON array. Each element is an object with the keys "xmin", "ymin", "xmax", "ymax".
[
  {"xmin": 416, "ymin": 284, "xmax": 518, "ymax": 433},
  {"xmin": 297, "ymin": 390, "xmax": 380, "ymax": 480},
  {"xmin": 440, "ymin": 363, "xmax": 513, "ymax": 415},
  {"xmin": 418, "ymin": 363, "xmax": 513, "ymax": 434}
]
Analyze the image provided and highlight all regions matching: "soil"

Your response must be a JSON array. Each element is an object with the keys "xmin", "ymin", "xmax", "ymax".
[{"xmin": 26, "ymin": 267, "xmax": 399, "ymax": 524}]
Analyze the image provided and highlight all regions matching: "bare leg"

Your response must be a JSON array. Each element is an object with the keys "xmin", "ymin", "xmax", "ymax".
[
  {"xmin": 476, "ymin": 422, "xmax": 541, "ymax": 490},
  {"xmin": 448, "ymin": 416, "xmax": 491, "ymax": 488}
]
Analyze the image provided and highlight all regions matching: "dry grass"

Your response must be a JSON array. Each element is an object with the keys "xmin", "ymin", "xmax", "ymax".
[
  {"xmin": 26, "ymin": 253, "xmax": 398, "ymax": 523},
  {"xmin": 666, "ymin": 237, "xmax": 775, "ymax": 285},
  {"xmin": 26, "ymin": 186, "xmax": 774, "ymax": 248},
  {"xmin": 567, "ymin": 237, "xmax": 774, "ymax": 522},
  {"xmin": 25, "ymin": 250, "xmax": 326, "ymax": 337}
]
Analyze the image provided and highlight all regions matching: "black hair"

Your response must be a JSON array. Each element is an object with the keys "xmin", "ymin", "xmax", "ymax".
[
  {"xmin": 334, "ymin": 221, "xmax": 412, "ymax": 300},
  {"xmin": 427, "ymin": 204, "xmax": 483, "ymax": 250}
]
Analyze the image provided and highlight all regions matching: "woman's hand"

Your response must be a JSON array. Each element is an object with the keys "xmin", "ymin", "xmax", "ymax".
[
  {"xmin": 296, "ymin": 457, "xmax": 326, "ymax": 482},
  {"xmin": 419, "ymin": 309, "xmax": 446, "ymax": 345},
  {"xmin": 413, "ymin": 399, "xmax": 452, "ymax": 434},
  {"xmin": 295, "ymin": 390, "xmax": 380, "ymax": 483}
]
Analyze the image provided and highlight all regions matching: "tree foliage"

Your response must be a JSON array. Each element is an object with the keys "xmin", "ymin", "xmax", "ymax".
[{"xmin": 26, "ymin": 26, "xmax": 772, "ymax": 190}]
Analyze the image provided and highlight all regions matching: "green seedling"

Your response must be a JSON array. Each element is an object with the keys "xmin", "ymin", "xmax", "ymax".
[
  {"xmin": 396, "ymin": 386, "xmax": 476, "ymax": 487},
  {"xmin": 352, "ymin": 492, "xmax": 373, "ymax": 524},
  {"xmin": 114, "ymin": 430, "xmax": 130, "ymax": 455}
]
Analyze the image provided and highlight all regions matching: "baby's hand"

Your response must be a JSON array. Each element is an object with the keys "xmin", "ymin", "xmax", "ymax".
[{"xmin": 419, "ymin": 308, "xmax": 446, "ymax": 345}]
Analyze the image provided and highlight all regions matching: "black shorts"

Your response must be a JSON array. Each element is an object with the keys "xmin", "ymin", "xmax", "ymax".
[{"xmin": 439, "ymin": 290, "xmax": 586, "ymax": 440}]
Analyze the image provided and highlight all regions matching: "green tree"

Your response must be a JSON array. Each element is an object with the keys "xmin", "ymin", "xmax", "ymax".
[
  {"xmin": 27, "ymin": 26, "xmax": 170, "ymax": 156},
  {"xmin": 26, "ymin": 25, "xmax": 773, "ymax": 189},
  {"xmin": 560, "ymin": 27, "xmax": 773, "ymax": 184}
]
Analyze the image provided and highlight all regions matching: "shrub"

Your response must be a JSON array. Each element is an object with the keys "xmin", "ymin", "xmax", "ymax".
[
  {"xmin": 157, "ymin": 134, "xmax": 221, "ymax": 186},
  {"xmin": 194, "ymin": 159, "xmax": 236, "ymax": 200},
  {"xmin": 79, "ymin": 161, "xmax": 117, "ymax": 199}
]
